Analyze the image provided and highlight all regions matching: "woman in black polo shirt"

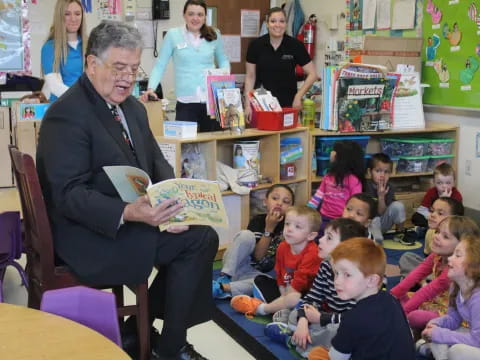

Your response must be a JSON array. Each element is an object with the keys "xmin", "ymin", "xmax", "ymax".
[{"xmin": 244, "ymin": 7, "xmax": 317, "ymax": 122}]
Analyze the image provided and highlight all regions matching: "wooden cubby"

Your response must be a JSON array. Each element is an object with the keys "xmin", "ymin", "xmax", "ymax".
[
  {"xmin": 156, "ymin": 127, "xmax": 310, "ymax": 256},
  {"xmin": 308, "ymin": 122, "xmax": 459, "ymax": 226}
]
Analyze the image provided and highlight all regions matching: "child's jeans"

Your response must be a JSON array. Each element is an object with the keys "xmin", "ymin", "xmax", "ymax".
[{"xmin": 221, "ymin": 230, "xmax": 263, "ymax": 296}]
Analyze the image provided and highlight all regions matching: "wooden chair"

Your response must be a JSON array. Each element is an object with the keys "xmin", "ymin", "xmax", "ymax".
[{"xmin": 8, "ymin": 145, "xmax": 150, "ymax": 360}]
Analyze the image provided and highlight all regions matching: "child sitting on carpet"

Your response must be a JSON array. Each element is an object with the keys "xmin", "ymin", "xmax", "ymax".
[
  {"xmin": 341, "ymin": 193, "xmax": 377, "ymax": 241},
  {"xmin": 307, "ymin": 140, "xmax": 365, "ymax": 236},
  {"xmin": 307, "ymin": 237, "xmax": 415, "ymax": 360},
  {"xmin": 417, "ymin": 234, "xmax": 480, "ymax": 360},
  {"xmin": 412, "ymin": 162, "xmax": 463, "ymax": 228},
  {"xmin": 399, "ymin": 197, "xmax": 464, "ymax": 278},
  {"xmin": 391, "ymin": 216, "xmax": 479, "ymax": 335},
  {"xmin": 365, "ymin": 153, "xmax": 406, "ymax": 244},
  {"xmin": 212, "ymin": 184, "xmax": 294, "ymax": 299},
  {"xmin": 230, "ymin": 206, "xmax": 321, "ymax": 318},
  {"xmin": 264, "ymin": 218, "xmax": 367, "ymax": 357}
]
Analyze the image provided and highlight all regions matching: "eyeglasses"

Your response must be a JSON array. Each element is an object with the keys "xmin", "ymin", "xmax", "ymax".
[{"xmin": 97, "ymin": 58, "xmax": 139, "ymax": 80}]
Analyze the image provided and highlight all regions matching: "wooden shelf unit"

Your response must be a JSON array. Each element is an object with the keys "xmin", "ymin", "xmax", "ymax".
[
  {"xmin": 308, "ymin": 122, "xmax": 459, "ymax": 226},
  {"xmin": 156, "ymin": 127, "xmax": 310, "ymax": 254}
]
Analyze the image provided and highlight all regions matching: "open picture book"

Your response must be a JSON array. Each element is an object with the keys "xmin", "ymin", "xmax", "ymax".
[{"xmin": 103, "ymin": 166, "xmax": 229, "ymax": 231}]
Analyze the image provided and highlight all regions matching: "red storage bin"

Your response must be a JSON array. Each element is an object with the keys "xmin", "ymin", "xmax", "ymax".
[{"xmin": 254, "ymin": 107, "xmax": 299, "ymax": 130}]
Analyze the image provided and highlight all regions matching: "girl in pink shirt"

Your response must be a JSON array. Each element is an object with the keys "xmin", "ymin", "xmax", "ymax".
[
  {"xmin": 307, "ymin": 140, "xmax": 364, "ymax": 235},
  {"xmin": 391, "ymin": 215, "xmax": 479, "ymax": 334}
]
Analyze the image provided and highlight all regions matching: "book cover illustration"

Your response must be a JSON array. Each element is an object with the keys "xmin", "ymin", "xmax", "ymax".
[
  {"xmin": 210, "ymin": 79, "xmax": 236, "ymax": 127},
  {"xmin": 204, "ymin": 70, "xmax": 231, "ymax": 116},
  {"xmin": 335, "ymin": 64, "xmax": 397, "ymax": 132},
  {"xmin": 207, "ymin": 74, "xmax": 235, "ymax": 117},
  {"xmin": 218, "ymin": 88, "xmax": 245, "ymax": 130},
  {"xmin": 103, "ymin": 166, "xmax": 228, "ymax": 231}
]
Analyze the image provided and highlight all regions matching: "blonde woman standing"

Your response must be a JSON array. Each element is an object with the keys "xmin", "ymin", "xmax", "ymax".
[{"xmin": 41, "ymin": 0, "xmax": 86, "ymax": 102}]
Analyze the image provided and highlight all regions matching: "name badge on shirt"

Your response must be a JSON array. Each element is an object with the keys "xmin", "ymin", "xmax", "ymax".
[
  {"xmin": 281, "ymin": 54, "xmax": 294, "ymax": 60},
  {"xmin": 177, "ymin": 42, "xmax": 187, "ymax": 49}
]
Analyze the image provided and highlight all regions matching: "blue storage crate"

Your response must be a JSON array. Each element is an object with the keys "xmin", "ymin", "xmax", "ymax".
[
  {"xmin": 315, "ymin": 136, "xmax": 370, "ymax": 157},
  {"xmin": 316, "ymin": 156, "xmax": 331, "ymax": 176}
]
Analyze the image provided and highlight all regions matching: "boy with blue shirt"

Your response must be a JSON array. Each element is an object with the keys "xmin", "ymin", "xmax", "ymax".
[{"xmin": 307, "ymin": 237, "xmax": 415, "ymax": 360}]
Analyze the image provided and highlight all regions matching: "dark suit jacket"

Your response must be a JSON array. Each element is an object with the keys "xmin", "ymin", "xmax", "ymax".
[{"xmin": 36, "ymin": 73, "xmax": 174, "ymax": 285}]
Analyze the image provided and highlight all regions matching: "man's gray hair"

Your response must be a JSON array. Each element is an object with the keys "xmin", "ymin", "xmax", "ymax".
[{"xmin": 86, "ymin": 21, "xmax": 143, "ymax": 61}]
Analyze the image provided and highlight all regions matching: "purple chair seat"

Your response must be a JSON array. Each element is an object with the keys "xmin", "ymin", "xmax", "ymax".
[
  {"xmin": 40, "ymin": 286, "xmax": 122, "ymax": 346},
  {"xmin": 0, "ymin": 211, "xmax": 28, "ymax": 297}
]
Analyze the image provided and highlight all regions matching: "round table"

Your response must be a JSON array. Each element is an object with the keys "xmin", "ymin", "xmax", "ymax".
[{"xmin": 0, "ymin": 303, "xmax": 130, "ymax": 359}]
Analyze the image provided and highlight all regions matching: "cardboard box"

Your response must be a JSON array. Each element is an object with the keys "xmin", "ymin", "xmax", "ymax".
[
  {"xmin": 0, "ymin": 107, "xmax": 14, "ymax": 187},
  {"xmin": 352, "ymin": 36, "xmax": 423, "ymax": 73},
  {"xmin": 15, "ymin": 120, "xmax": 41, "ymax": 163},
  {"xmin": 143, "ymin": 101, "xmax": 165, "ymax": 137},
  {"xmin": 163, "ymin": 121, "xmax": 197, "ymax": 138}
]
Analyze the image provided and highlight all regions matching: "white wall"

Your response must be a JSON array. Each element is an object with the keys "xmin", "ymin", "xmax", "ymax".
[{"xmin": 425, "ymin": 109, "xmax": 480, "ymax": 211}]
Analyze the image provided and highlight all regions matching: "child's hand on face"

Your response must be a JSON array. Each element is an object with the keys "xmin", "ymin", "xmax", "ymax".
[
  {"xmin": 377, "ymin": 179, "xmax": 390, "ymax": 199},
  {"xmin": 439, "ymin": 187, "xmax": 452, "ymax": 197},
  {"xmin": 265, "ymin": 208, "xmax": 284, "ymax": 230},
  {"xmin": 292, "ymin": 317, "xmax": 311, "ymax": 350},
  {"xmin": 304, "ymin": 304, "xmax": 321, "ymax": 324}
]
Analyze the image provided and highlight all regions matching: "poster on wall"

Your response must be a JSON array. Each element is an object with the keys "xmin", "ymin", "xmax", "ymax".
[
  {"xmin": 97, "ymin": 0, "xmax": 121, "ymax": 21},
  {"xmin": 0, "ymin": 0, "xmax": 29, "ymax": 76},
  {"xmin": 422, "ymin": 0, "xmax": 480, "ymax": 108}
]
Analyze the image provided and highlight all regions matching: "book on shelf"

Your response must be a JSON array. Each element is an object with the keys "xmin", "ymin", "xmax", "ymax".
[
  {"xmin": 216, "ymin": 87, "xmax": 245, "ymax": 129},
  {"xmin": 206, "ymin": 74, "xmax": 235, "ymax": 117},
  {"xmin": 103, "ymin": 165, "xmax": 229, "ymax": 231},
  {"xmin": 334, "ymin": 63, "xmax": 398, "ymax": 132},
  {"xmin": 210, "ymin": 78, "xmax": 236, "ymax": 128},
  {"xmin": 204, "ymin": 69, "xmax": 230, "ymax": 116}
]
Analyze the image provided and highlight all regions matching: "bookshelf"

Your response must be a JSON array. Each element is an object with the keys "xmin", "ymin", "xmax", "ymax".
[
  {"xmin": 308, "ymin": 122, "xmax": 459, "ymax": 225},
  {"xmin": 156, "ymin": 127, "xmax": 310, "ymax": 257}
]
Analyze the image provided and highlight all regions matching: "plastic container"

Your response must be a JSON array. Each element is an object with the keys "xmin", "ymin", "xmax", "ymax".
[
  {"xmin": 396, "ymin": 155, "xmax": 429, "ymax": 173},
  {"xmin": 425, "ymin": 139, "xmax": 455, "ymax": 156},
  {"xmin": 391, "ymin": 156, "xmax": 399, "ymax": 175},
  {"xmin": 280, "ymin": 137, "xmax": 303, "ymax": 164},
  {"xmin": 315, "ymin": 135, "xmax": 370, "ymax": 157},
  {"xmin": 316, "ymin": 156, "xmax": 331, "ymax": 176},
  {"xmin": 426, "ymin": 155, "xmax": 454, "ymax": 172},
  {"xmin": 380, "ymin": 138, "xmax": 427, "ymax": 157},
  {"xmin": 280, "ymin": 162, "xmax": 296, "ymax": 180},
  {"xmin": 255, "ymin": 107, "xmax": 299, "ymax": 130},
  {"xmin": 302, "ymin": 98, "xmax": 315, "ymax": 129}
]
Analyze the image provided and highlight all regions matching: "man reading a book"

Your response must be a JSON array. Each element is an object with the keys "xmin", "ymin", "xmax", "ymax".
[{"xmin": 36, "ymin": 21, "xmax": 219, "ymax": 360}]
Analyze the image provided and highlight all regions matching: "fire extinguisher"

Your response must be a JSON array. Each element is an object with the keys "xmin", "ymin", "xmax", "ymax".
[{"xmin": 296, "ymin": 14, "xmax": 317, "ymax": 79}]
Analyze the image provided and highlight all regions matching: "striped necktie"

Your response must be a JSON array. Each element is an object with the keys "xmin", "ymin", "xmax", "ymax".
[{"xmin": 110, "ymin": 105, "xmax": 135, "ymax": 154}]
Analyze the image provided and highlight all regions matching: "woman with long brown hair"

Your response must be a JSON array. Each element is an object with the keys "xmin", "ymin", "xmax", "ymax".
[
  {"xmin": 41, "ymin": 0, "xmax": 87, "ymax": 102},
  {"xmin": 141, "ymin": 0, "xmax": 230, "ymax": 132}
]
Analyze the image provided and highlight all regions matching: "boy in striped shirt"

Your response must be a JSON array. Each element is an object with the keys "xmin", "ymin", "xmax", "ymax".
[{"xmin": 265, "ymin": 218, "xmax": 367, "ymax": 357}]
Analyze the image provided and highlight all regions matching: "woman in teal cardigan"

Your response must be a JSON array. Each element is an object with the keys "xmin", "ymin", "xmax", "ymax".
[{"xmin": 141, "ymin": 0, "xmax": 230, "ymax": 132}]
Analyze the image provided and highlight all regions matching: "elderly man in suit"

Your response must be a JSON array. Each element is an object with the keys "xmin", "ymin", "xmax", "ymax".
[{"xmin": 36, "ymin": 21, "xmax": 218, "ymax": 360}]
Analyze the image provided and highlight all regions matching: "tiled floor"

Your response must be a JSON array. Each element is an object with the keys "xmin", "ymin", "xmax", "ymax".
[{"xmin": 2, "ymin": 256, "xmax": 254, "ymax": 360}]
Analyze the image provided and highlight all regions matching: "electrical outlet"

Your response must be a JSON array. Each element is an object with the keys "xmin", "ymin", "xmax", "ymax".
[{"xmin": 465, "ymin": 160, "xmax": 472, "ymax": 176}]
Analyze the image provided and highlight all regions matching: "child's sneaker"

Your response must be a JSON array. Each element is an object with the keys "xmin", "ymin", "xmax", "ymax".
[
  {"xmin": 216, "ymin": 274, "xmax": 231, "ymax": 284},
  {"xmin": 212, "ymin": 280, "xmax": 231, "ymax": 299},
  {"xmin": 252, "ymin": 281, "xmax": 267, "ymax": 302},
  {"xmin": 396, "ymin": 229, "xmax": 417, "ymax": 246},
  {"xmin": 415, "ymin": 339, "xmax": 432, "ymax": 357},
  {"xmin": 264, "ymin": 322, "xmax": 292, "ymax": 345},
  {"xmin": 272, "ymin": 309, "xmax": 291, "ymax": 324},
  {"xmin": 230, "ymin": 295, "xmax": 263, "ymax": 318}
]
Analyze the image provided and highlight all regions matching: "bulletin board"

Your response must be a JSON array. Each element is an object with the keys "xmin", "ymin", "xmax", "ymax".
[
  {"xmin": 205, "ymin": 0, "xmax": 270, "ymax": 74},
  {"xmin": 345, "ymin": 0, "xmax": 424, "ymax": 56},
  {"xmin": 421, "ymin": 0, "xmax": 480, "ymax": 108}
]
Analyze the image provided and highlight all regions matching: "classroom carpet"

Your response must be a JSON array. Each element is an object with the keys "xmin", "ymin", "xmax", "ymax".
[{"xmin": 212, "ymin": 236, "xmax": 428, "ymax": 359}]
